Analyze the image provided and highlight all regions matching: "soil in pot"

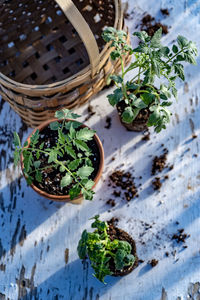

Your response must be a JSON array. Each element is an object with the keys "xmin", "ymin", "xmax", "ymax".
[
  {"xmin": 31, "ymin": 125, "xmax": 101, "ymax": 196},
  {"xmin": 107, "ymin": 223, "xmax": 138, "ymax": 276},
  {"xmin": 117, "ymin": 100, "xmax": 150, "ymax": 132}
]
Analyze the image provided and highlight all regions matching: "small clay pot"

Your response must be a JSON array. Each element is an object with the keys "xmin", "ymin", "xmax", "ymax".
[
  {"xmin": 20, "ymin": 118, "xmax": 104, "ymax": 204},
  {"xmin": 107, "ymin": 224, "xmax": 138, "ymax": 276},
  {"xmin": 117, "ymin": 101, "xmax": 150, "ymax": 132}
]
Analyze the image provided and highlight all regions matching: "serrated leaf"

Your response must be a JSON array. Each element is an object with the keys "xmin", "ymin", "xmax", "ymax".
[
  {"xmin": 14, "ymin": 149, "xmax": 21, "ymax": 166},
  {"xmin": 177, "ymin": 35, "xmax": 189, "ymax": 48},
  {"xmin": 33, "ymin": 160, "xmax": 41, "ymax": 168},
  {"xmin": 84, "ymin": 179, "xmax": 95, "ymax": 190},
  {"xmin": 68, "ymin": 159, "xmax": 81, "ymax": 171},
  {"xmin": 69, "ymin": 124, "xmax": 76, "ymax": 139},
  {"xmin": 65, "ymin": 145, "xmax": 76, "ymax": 159},
  {"xmin": 13, "ymin": 132, "xmax": 21, "ymax": 147},
  {"xmin": 50, "ymin": 121, "xmax": 60, "ymax": 130},
  {"xmin": 65, "ymin": 121, "xmax": 82, "ymax": 130},
  {"xmin": 174, "ymin": 63, "xmax": 185, "ymax": 80},
  {"xmin": 74, "ymin": 140, "xmax": 89, "ymax": 152},
  {"xmin": 82, "ymin": 189, "xmax": 94, "ymax": 201},
  {"xmin": 23, "ymin": 151, "xmax": 33, "ymax": 173},
  {"xmin": 55, "ymin": 110, "xmax": 65, "ymax": 119},
  {"xmin": 60, "ymin": 173, "xmax": 72, "ymax": 187},
  {"xmin": 151, "ymin": 28, "xmax": 162, "ymax": 48},
  {"xmin": 35, "ymin": 170, "xmax": 42, "ymax": 183},
  {"xmin": 30, "ymin": 129, "xmax": 39, "ymax": 145},
  {"xmin": 48, "ymin": 150, "xmax": 57, "ymax": 163},
  {"xmin": 171, "ymin": 87, "xmax": 178, "ymax": 100},
  {"xmin": 39, "ymin": 142, "xmax": 44, "ymax": 150},
  {"xmin": 77, "ymin": 165, "xmax": 94, "ymax": 179},
  {"xmin": 69, "ymin": 184, "xmax": 81, "ymax": 200},
  {"xmin": 133, "ymin": 31, "xmax": 149, "ymax": 42},
  {"xmin": 76, "ymin": 127, "xmax": 95, "ymax": 142}
]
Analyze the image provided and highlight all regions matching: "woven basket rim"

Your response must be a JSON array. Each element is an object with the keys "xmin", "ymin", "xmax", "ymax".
[{"xmin": 0, "ymin": 0, "xmax": 122, "ymax": 92}]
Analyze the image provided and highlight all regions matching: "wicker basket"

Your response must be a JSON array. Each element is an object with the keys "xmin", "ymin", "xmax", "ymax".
[{"xmin": 0, "ymin": 0, "xmax": 130, "ymax": 127}]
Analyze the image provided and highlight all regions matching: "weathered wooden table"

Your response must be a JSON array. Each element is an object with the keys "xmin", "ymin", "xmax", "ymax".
[{"xmin": 0, "ymin": 0, "xmax": 200, "ymax": 299}]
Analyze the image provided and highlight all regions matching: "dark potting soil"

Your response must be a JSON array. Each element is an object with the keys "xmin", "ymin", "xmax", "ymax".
[
  {"xmin": 160, "ymin": 8, "xmax": 170, "ymax": 16},
  {"xmin": 106, "ymin": 199, "xmax": 116, "ymax": 207},
  {"xmin": 152, "ymin": 149, "xmax": 168, "ymax": 175},
  {"xmin": 106, "ymin": 224, "xmax": 138, "ymax": 276},
  {"xmin": 149, "ymin": 259, "xmax": 159, "ymax": 267},
  {"xmin": 172, "ymin": 229, "xmax": 190, "ymax": 243},
  {"xmin": 31, "ymin": 125, "xmax": 101, "ymax": 195},
  {"xmin": 140, "ymin": 14, "xmax": 169, "ymax": 36},
  {"xmin": 109, "ymin": 170, "xmax": 138, "ymax": 201},
  {"xmin": 142, "ymin": 131, "xmax": 150, "ymax": 141},
  {"xmin": 152, "ymin": 177, "xmax": 162, "ymax": 190},
  {"xmin": 105, "ymin": 116, "xmax": 112, "ymax": 129},
  {"xmin": 84, "ymin": 104, "xmax": 95, "ymax": 122}
]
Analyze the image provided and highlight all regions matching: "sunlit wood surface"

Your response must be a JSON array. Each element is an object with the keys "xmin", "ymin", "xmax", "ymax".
[{"xmin": 0, "ymin": 0, "xmax": 200, "ymax": 299}]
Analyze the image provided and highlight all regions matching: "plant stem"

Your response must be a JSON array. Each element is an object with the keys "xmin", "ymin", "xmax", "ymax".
[
  {"xmin": 55, "ymin": 159, "xmax": 85, "ymax": 192},
  {"xmin": 166, "ymin": 47, "xmax": 186, "ymax": 64}
]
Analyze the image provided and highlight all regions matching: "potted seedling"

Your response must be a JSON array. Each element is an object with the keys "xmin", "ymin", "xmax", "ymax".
[
  {"xmin": 13, "ymin": 109, "xmax": 104, "ymax": 203},
  {"xmin": 77, "ymin": 215, "xmax": 138, "ymax": 283},
  {"xmin": 102, "ymin": 27, "xmax": 197, "ymax": 132}
]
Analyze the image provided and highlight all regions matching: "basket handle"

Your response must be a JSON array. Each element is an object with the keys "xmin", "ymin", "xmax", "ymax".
[{"xmin": 55, "ymin": 0, "xmax": 100, "ymax": 77}]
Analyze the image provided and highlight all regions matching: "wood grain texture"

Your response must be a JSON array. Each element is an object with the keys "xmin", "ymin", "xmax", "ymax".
[{"xmin": 0, "ymin": 0, "xmax": 200, "ymax": 299}]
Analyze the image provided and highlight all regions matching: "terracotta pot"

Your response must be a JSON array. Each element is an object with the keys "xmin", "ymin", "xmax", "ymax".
[
  {"xmin": 20, "ymin": 118, "xmax": 104, "ymax": 204},
  {"xmin": 117, "ymin": 102, "xmax": 150, "ymax": 132},
  {"xmin": 107, "ymin": 225, "xmax": 138, "ymax": 277}
]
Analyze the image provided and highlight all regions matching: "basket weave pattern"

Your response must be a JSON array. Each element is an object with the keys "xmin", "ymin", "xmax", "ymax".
[{"xmin": 0, "ymin": 0, "xmax": 130, "ymax": 127}]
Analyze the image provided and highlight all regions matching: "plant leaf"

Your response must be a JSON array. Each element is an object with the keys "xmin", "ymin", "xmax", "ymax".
[
  {"xmin": 69, "ymin": 184, "xmax": 81, "ymax": 200},
  {"xmin": 177, "ymin": 35, "xmax": 189, "ymax": 48},
  {"xmin": 68, "ymin": 159, "xmax": 81, "ymax": 171},
  {"xmin": 151, "ymin": 28, "xmax": 162, "ymax": 48},
  {"xmin": 48, "ymin": 150, "xmax": 57, "ymax": 163},
  {"xmin": 76, "ymin": 127, "xmax": 96, "ymax": 141},
  {"xmin": 74, "ymin": 140, "xmax": 89, "ymax": 152},
  {"xmin": 65, "ymin": 145, "xmax": 76, "ymax": 159},
  {"xmin": 35, "ymin": 170, "xmax": 42, "ymax": 183},
  {"xmin": 82, "ymin": 188, "xmax": 94, "ymax": 201},
  {"xmin": 13, "ymin": 132, "xmax": 21, "ymax": 147},
  {"xmin": 50, "ymin": 121, "xmax": 60, "ymax": 130},
  {"xmin": 61, "ymin": 173, "xmax": 72, "ymax": 187},
  {"xmin": 122, "ymin": 107, "xmax": 140, "ymax": 123},
  {"xmin": 77, "ymin": 165, "xmax": 94, "ymax": 179}
]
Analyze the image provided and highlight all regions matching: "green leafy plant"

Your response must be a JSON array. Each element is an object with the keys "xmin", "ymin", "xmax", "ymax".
[
  {"xmin": 13, "ymin": 109, "xmax": 98, "ymax": 200},
  {"xmin": 77, "ymin": 215, "xmax": 135, "ymax": 283},
  {"xmin": 102, "ymin": 27, "xmax": 198, "ymax": 132}
]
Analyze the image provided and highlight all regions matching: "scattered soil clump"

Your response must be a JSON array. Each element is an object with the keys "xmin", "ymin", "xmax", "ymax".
[
  {"xmin": 160, "ymin": 8, "xmax": 170, "ymax": 16},
  {"xmin": 109, "ymin": 170, "xmax": 138, "ymax": 201},
  {"xmin": 140, "ymin": 14, "xmax": 168, "ymax": 36},
  {"xmin": 149, "ymin": 259, "xmax": 159, "ymax": 267},
  {"xmin": 172, "ymin": 229, "xmax": 190, "ymax": 243},
  {"xmin": 152, "ymin": 177, "xmax": 162, "ymax": 190},
  {"xmin": 105, "ymin": 116, "xmax": 112, "ymax": 129},
  {"xmin": 152, "ymin": 149, "xmax": 168, "ymax": 175},
  {"xmin": 84, "ymin": 104, "xmax": 95, "ymax": 122},
  {"xmin": 106, "ymin": 199, "xmax": 116, "ymax": 207}
]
